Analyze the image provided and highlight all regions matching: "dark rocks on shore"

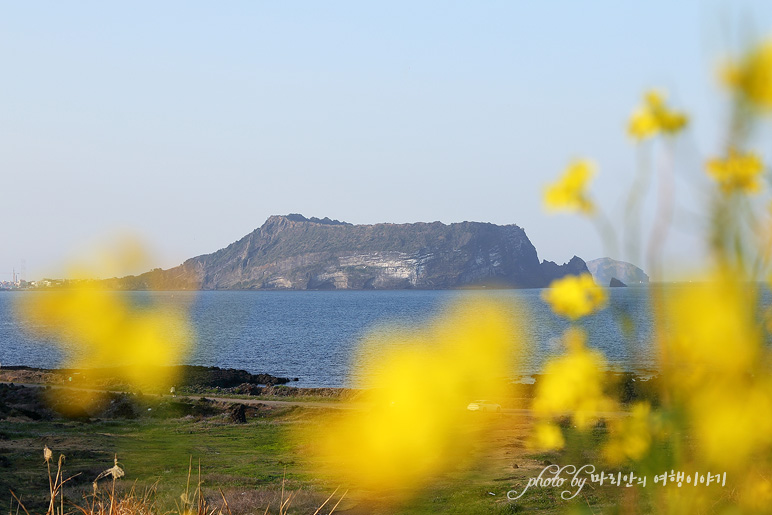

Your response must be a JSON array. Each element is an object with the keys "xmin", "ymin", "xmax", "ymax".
[
  {"xmin": 0, "ymin": 383, "xmax": 264, "ymax": 423},
  {"xmin": 0, "ymin": 383, "xmax": 53, "ymax": 420},
  {"xmin": 609, "ymin": 277, "xmax": 627, "ymax": 287},
  {"xmin": 229, "ymin": 383, "xmax": 353, "ymax": 399},
  {"xmin": 0, "ymin": 365, "xmax": 299, "ymax": 423},
  {"xmin": 233, "ymin": 383, "xmax": 264, "ymax": 396},
  {"xmin": 1, "ymin": 365, "xmax": 294, "ymax": 389},
  {"xmin": 177, "ymin": 366, "xmax": 292, "ymax": 388},
  {"xmin": 103, "ymin": 395, "xmax": 139, "ymax": 419},
  {"xmin": 228, "ymin": 403, "xmax": 247, "ymax": 423}
]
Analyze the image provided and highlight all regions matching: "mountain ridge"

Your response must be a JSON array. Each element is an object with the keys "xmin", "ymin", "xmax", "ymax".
[{"xmin": 107, "ymin": 215, "xmax": 591, "ymax": 290}]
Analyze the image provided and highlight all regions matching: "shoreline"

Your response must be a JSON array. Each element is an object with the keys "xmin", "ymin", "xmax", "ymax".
[
  {"xmin": 0, "ymin": 365, "xmax": 661, "ymax": 407},
  {"xmin": 0, "ymin": 365, "xmax": 359, "ymax": 399}
]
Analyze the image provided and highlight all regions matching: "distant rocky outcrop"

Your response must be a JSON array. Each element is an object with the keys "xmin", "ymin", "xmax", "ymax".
[
  {"xmin": 540, "ymin": 256, "xmax": 589, "ymax": 283},
  {"xmin": 609, "ymin": 277, "xmax": 627, "ymax": 287},
  {"xmin": 107, "ymin": 214, "xmax": 590, "ymax": 290},
  {"xmin": 586, "ymin": 258, "xmax": 649, "ymax": 286}
]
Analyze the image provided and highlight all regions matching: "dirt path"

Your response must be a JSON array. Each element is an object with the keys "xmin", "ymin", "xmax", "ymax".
[
  {"xmin": 1, "ymin": 381, "xmax": 632, "ymax": 420},
  {"xmin": 0, "ymin": 380, "xmax": 358, "ymax": 409}
]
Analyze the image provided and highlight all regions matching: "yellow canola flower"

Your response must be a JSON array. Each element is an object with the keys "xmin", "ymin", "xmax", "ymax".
[
  {"xmin": 302, "ymin": 298, "xmax": 521, "ymax": 497},
  {"xmin": 531, "ymin": 421, "xmax": 565, "ymax": 451},
  {"xmin": 532, "ymin": 328, "xmax": 616, "ymax": 430},
  {"xmin": 705, "ymin": 149, "xmax": 764, "ymax": 194},
  {"xmin": 659, "ymin": 273, "xmax": 760, "ymax": 392},
  {"xmin": 722, "ymin": 39, "xmax": 772, "ymax": 110},
  {"xmin": 690, "ymin": 382, "xmax": 772, "ymax": 470},
  {"xmin": 603, "ymin": 402, "xmax": 655, "ymax": 464},
  {"xmin": 628, "ymin": 107, "xmax": 659, "ymax": 140},
  {"xmin": 543, "ymin": 160, "xmax": 596, "ymax": 215},
  {"xmin": 659, "ymin": 270, "xmax": 772, "ymax": 473},
  {"xmin": 542, "ymin": 273, "xmax": 607, "ymax": 320},
  {"xmin": 738, "ymin": 472, "xmax": 772, "ymax": 512},
  {"xmin": 759, "ymin": 202, "xmax": 772, "ymax": 269},
  {"xmin": 628, "ymin": 90, "xmax": 688, "ymax": 140},
  {"xmin": 16, "ymin": 283, "xmax": 193, "ymax": 404}
]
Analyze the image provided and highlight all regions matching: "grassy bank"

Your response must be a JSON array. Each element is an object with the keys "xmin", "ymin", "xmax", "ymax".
[
  {"xmin": 0, "ymin": 367, "xmax": 659, "ymax": 514},
  {"xmin": 0, "ymin": 386, "xmax": 636, "ymax": 514}
]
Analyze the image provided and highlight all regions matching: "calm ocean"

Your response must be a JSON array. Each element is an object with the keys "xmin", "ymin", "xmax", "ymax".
[{"xmin": 0, "ymin": 288, "xmax": 683, "ymax": 387}]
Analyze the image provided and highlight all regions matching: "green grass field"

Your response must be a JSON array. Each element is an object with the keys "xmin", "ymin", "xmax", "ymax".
[{"xmin": 0, "ymin": 391, "xmax": 636, "ymax": 515}]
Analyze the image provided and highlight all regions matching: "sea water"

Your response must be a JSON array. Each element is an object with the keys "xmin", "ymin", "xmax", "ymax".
[{"xmin": 0, "ymin": 287, "xmax": 760, "ymax": 387}]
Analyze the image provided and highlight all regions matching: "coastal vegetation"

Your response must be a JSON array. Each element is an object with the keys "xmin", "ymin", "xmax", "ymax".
[
  {"xmin": 0, "ymin": 370, "xmax": 657, "ymax": 514},
  {"xmin": 7, "ymin": 19, "xmax": 772, "ymax": 515}
]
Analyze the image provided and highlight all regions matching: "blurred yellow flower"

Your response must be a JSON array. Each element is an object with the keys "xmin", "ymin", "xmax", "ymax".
[
  {"xmin": 628, "ymin": 90, "xmax": 688, "ymax": 140},
  {"xmin": 603, "ymin": 402, "xmax": 654, "ymax": 464},
  {"xmin": 660, "ymin": 272, "xmax": 760, "ymax": 391},
  {"xmin": 542, "ymin": 273, "xmax": 607, "ymax": 320},
  {"xmin": 543, "ymin": 160, "xmax": 596, "ymax": 215},
  {"xmin": 739, "ymin": 473, "xmax": 772, "ymax": 512},
  {"xmin": 722, "ymin": 39, "xmax": 772, "ymax": 109},
  {"xmin": 17, "ymin": 286, "xmax": 193, "ymax": 399},
  {"xmin": 628, "ymin": 108, "xmax": 659, "ymax": 140},
  {"xmin": 690, "ymin": 383, "xmax": 772, "ymax": 469},
  {"xmin": 706, "ymin": 149, "xmax": 764, "ymax": 194},
  {"xmin": 660, "ymin": 270, "xmax": 772, "ymax": 472},
  {"xmin": 302, "ymin": 298, "xmax": 521, "ymax": 496},
  {"xmin": 757, "ymin": 203, "xmax": 772, "ymax": 268},
  {"xmin": 532, "ymin": 328, "xmax": 616, "ymax": 430},
  {"xmin": 531, "ymin": 421, "xmax": 565, "ymax": 451}
]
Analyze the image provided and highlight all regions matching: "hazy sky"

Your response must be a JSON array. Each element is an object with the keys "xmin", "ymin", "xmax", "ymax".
[{"xmin": 3, "ymin": 1, "xmax": 772, "ymax": 280}]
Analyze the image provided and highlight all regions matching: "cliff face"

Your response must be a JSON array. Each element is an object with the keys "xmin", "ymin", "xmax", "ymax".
[{"xmin": 121, "ymin": 215, "xmax": 590, "ymax": 290}]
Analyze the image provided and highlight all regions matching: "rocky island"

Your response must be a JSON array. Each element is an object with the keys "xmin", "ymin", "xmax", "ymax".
[
  {"xmin": 586, "ymin": 257, "xmax": 649, "ymax": 286},
  {"xmin": 107, "ymin": 214, "xmax": 590, "ymax": 290}
]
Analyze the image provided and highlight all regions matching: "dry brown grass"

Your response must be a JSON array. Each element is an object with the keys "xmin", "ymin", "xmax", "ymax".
[{"xmin": 8, "ymin": 448, "xmax": 345, "ymax": 515}]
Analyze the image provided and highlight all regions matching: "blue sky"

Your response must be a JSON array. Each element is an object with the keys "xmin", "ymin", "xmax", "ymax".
[{"xmin": 3, "ymin": 1, "xmax": 772, "ymax": 280}]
